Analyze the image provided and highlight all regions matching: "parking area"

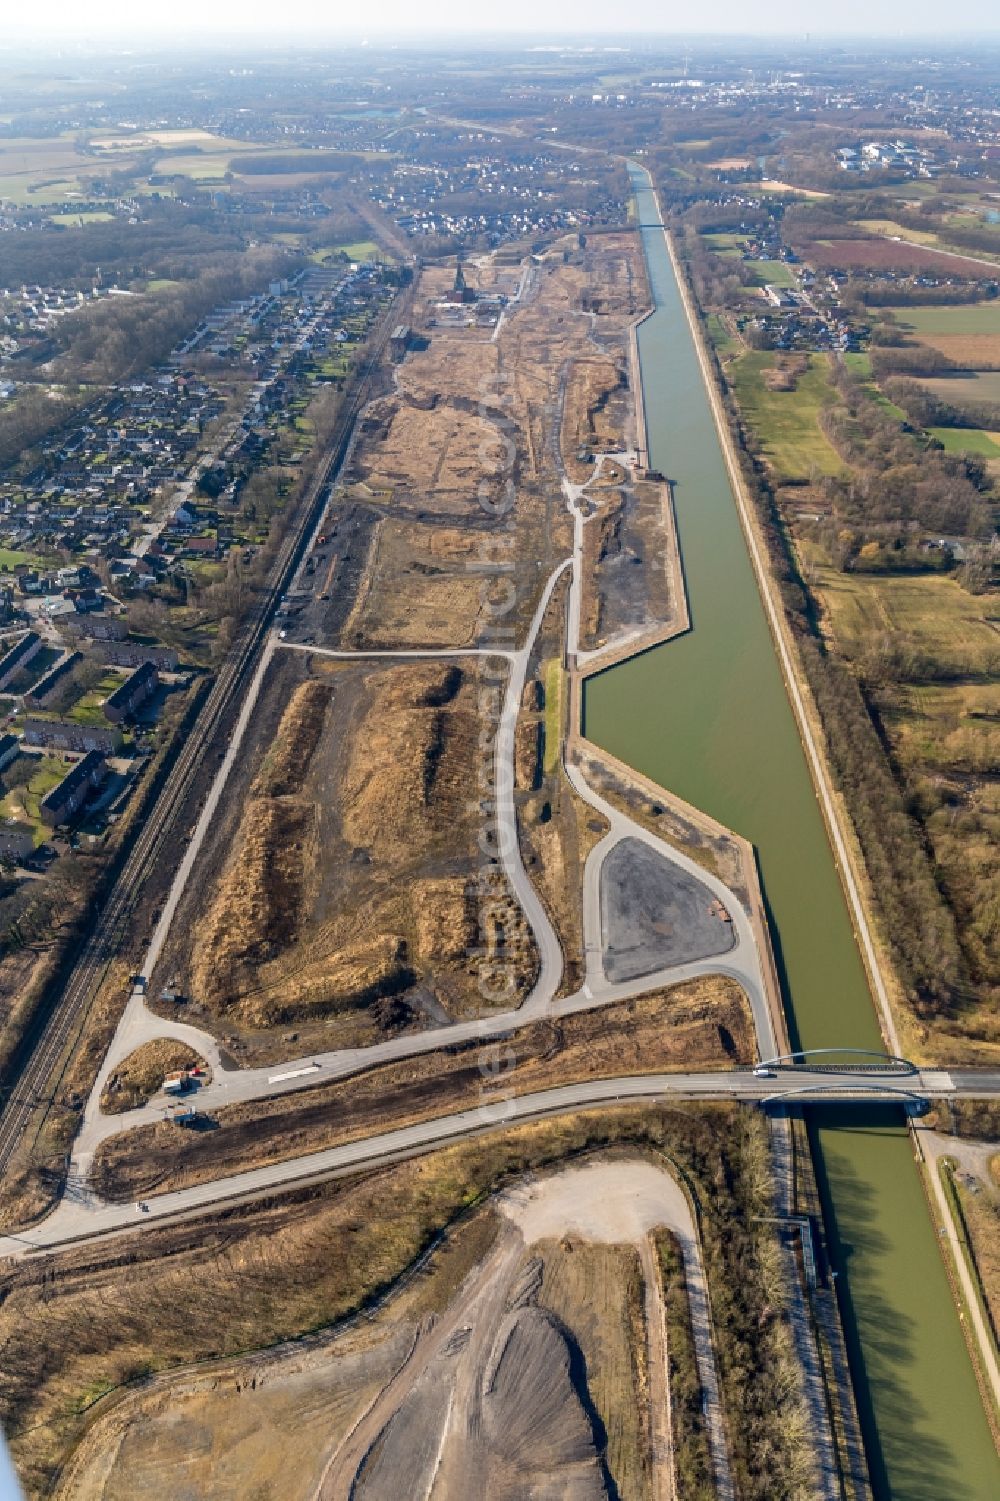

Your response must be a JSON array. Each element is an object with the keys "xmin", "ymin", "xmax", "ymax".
[{"xmin": 600, "ymin": 836, "xmax": 736, "ymax": 982}]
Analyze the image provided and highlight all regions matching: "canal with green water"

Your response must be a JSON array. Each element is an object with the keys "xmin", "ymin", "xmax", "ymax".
[{"xmin": 583, "ymin": 165, "xmax": 1000, "ymax": 1500}]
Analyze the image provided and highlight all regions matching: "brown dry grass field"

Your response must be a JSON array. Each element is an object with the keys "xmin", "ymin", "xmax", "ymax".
[
  {"xmin": 912, "ymin": 334, "xmax": 1000, "ymax": 368},
  {"xmin": 356, "ymin": 395, "xmax": 509, "ymax": 506},
  {"xmin": 954, "ymin": 1174, "xmax": 1000, "ymax": 1347},
  {"xmin": 91, "ymin": 975, "xmax": 753, "ymax": 1202},
  {"xmin": 804, "ymin": 238, "xmax": 999, "ymax": 275},
  {"xmin": 56, "ymin": 1216, "xmax": 652, "ymax": 1501},
  {"xmin": 561, "ymin": 353, "xmax": 629, "ymax": 484},
  {"xmin": 804, "ymin": 561, "xmax": 1000, "ymax": 1058},
  {"xmin": 154, "ymin": 656, "xmax": 536, "ymax": 1063},
  {"xmin": 332, "ymin": 233, "xmax": 647, "ymax": 651},
  {"xmin": 52, "ymin": 1213, "xmax": 500, "ymax": 1501},
  {"xmin": 342, "ymin": 517, "xmax": 489, "ymax": 647}
]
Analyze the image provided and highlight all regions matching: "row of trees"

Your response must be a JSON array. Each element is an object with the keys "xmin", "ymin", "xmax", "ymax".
[
  {"xmin": 0, "ymin": 385, "xmax": 82, "ymax": 471},
  {"xmin": 0, "ymin": 203, "xmax": 251, "ymax": 291},
  {"xmin": 817, "ymin": 363, "xmax": 994, "ymax": 539},
  {"xmin": 882, "ymin": 376, "xmax": 1000, "ymax": 432},
  {"xmin": 50, "ymin": 246, "xmax": 291, "ymax": 385}
]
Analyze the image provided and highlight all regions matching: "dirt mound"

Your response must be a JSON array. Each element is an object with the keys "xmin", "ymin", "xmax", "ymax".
[
  {"xmin": 191, "ymin": 797, "xmax": 317, "ymax": 1011},
  {"xmin": 479, "ymin": 1305, "xmax": 608, "ymax": 1494},
  {"xmin": 252, "ymin": 680, "xmax": 332, "ymax": 798},
  {"xmin": 182, "ymin": 657, "xmax": 538, "ymax": 1034},
  {"xmin": 341, "ymin": 664, "xmax": 474, "ymax": 857},
  {"xmin": 763, "ymin": 354, "xmax": 808, "ymax": 392},
  {"xmin": 247, "ymin": 929, "xmax": 409, "ymax": 1028},
  {"xmin": 100, "ymin": 1041, "xmax": 208, "ymax": 1115},
  {"xmin": 473, "ymin": 865, "xmax": 539, "ymax": 1004},
  {"xmin": 413, "ymin": 876, "xmax": 476, "ymax": 963}
]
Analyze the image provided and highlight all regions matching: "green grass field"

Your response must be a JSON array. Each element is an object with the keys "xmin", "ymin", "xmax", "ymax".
[
  {"xmin": 815, "ymin": 565, "xmax": 999, "ymax": 665},
  {"xmin": 69, "ymin": 673, "xmax": 126, "ymax": 727},
  {"xmin": 843, "ymin": 351, "xmax": 872, "ymax": 378},
  {"xmin": 843, "ymin": 351, "xmax": 910, "ymax": 421},
  {"xmin": 746, "ymin": 259, "xmax": 797, "ymax": 288},
  {"xmin": 729, "ymin": 351, "xmax": 846, "ymax": 481},
  {"xmin": 887, "ymin": 302, "xmax": 1000, "ymax": 336},
  {"xmin": 50, "ymin": 211, "xmax": 114, "ymax": 225},
  {"xmin": 705, "ymin": 313, "xmax": 739, "ymax": 357},
  {"xmin": 543, "ymin": 658, "xmax": 563, "ymax": 775},
  {"xmin": 0, "ymin": 753, "xmax": 72, "ymax": 843},
  {"xmin": 0, "ymin": 132, "xmax": 148, "ymax": 205},
  {"xmin": 329, "ymin": 239, "xmax": 381, "ymax": 262},
  {"xmin": 316, "ymin": 355, "xmax": 350, "ymax": 378},
  {"xmin": 857, "ymin": 219, "xmax": 941, "ymax": 246},
  {"xmin": 156, "ymin": 154, "xmax": 233, "ymax": 181},
  {"xmin": 700, "ymin": 232, "xmax": 742, "ymax": 258},
  {"xmin": 929, "ymin": 427, "xmax": 1000, "ymax": 458}
]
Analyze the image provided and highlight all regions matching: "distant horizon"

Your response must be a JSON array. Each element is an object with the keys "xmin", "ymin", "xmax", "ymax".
[{"xmin": 5, "ymin": 6, "xmax": 1000, "ymax": 46}]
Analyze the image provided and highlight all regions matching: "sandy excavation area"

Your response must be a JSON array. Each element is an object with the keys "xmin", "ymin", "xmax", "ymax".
[
  {"xmin": 56, "ymin": 1159, "xmax": 696, "ymax": 1501},
  {"xmin": 321, "ymin": 1160, "xmax": 694, "ymax": 1500},
  {"xmin": 499, "ymin": 1158, "xmax": 694, "ymax": 1246},
  {"xmin": 328, "ymin": 232, "xmax": 648, "ymax": 652}
]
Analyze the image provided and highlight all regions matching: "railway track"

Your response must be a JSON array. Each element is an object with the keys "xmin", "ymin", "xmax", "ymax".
[{"xmin": 0, "ymin": 297, "xmax": 398, "ymax": 1179}]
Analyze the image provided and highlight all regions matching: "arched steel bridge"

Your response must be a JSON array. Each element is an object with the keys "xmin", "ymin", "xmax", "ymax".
[
  {"xmin": 760, "ymin": 1081, "xmax": 928, "ymax": 1111},
  {"xmin": 754, "ymin": 1048, "xmax": 917, "ymax": 1075}
]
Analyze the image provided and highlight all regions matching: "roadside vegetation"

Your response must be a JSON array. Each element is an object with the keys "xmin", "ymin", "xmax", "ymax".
[
  {"xmin": 99, "ymin": 1040, "xmax": 208, "ymax": 1115},
  {"xmin": 654, "ymin": 1229, "xmax": 715, "ymax": 1500},
  {"xmin": 91, "ymin": 976, "xmax": 754, "ymax": 1201}
]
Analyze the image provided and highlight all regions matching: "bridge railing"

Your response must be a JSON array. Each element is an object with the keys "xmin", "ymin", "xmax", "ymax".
[
  {"xmin": 753, "ymin": 1047, "xmax": 917, "ymax": 1076},
  {"xmin": 760, "ymin": 1081, "xmax": 928, "ymax": 1112}
]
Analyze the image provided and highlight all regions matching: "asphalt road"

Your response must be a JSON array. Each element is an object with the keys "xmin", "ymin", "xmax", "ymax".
[{"xmin": 1, "ymin": 1066, "xmax": 992, "ymax": 1262}]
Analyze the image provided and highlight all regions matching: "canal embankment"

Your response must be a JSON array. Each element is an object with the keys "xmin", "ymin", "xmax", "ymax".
[
  {"xmin": 660, "ymin": 211, "xmax": 901, "ymax": 1061},
  {"xmin": 585, "ymin": 162, "xmax": 1000, "ymax": 1500},
  {"xmin": 657, "ymin": 179, "xmax": 1000, "ymax": 1440}
]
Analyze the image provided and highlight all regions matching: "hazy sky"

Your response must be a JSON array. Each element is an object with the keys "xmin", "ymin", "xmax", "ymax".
[{"xmin": 7, "ymin": 2, "xmax": 1000, "ymax": 41}]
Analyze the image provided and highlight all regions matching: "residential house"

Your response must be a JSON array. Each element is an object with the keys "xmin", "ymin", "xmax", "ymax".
[
  {"xmin": 0, "ymin": 733, "xmax": 20, "ymax": 773},
  {"xmin": 39, "ymin": 750, "xmax": 106, "ymax": 827},
  {"xmin": 22, "ymin": 718, "xmax": 122, "ymax": 754},
  {"xmin": 0, "ymin": 630, "xmax": 41, "ymax": 689},
  {"xmin": 23, "ymin": 652, "xmax": 81, "ymax": 709},
  {"xmin": 103, "ymin": 660, "xmax": 158, "ymax": 723}
]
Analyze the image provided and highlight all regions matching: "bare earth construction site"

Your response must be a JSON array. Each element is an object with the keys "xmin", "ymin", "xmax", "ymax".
[{"xmin": 0, "ymin": 225, "xmax": 833, "ymax": 1500}]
